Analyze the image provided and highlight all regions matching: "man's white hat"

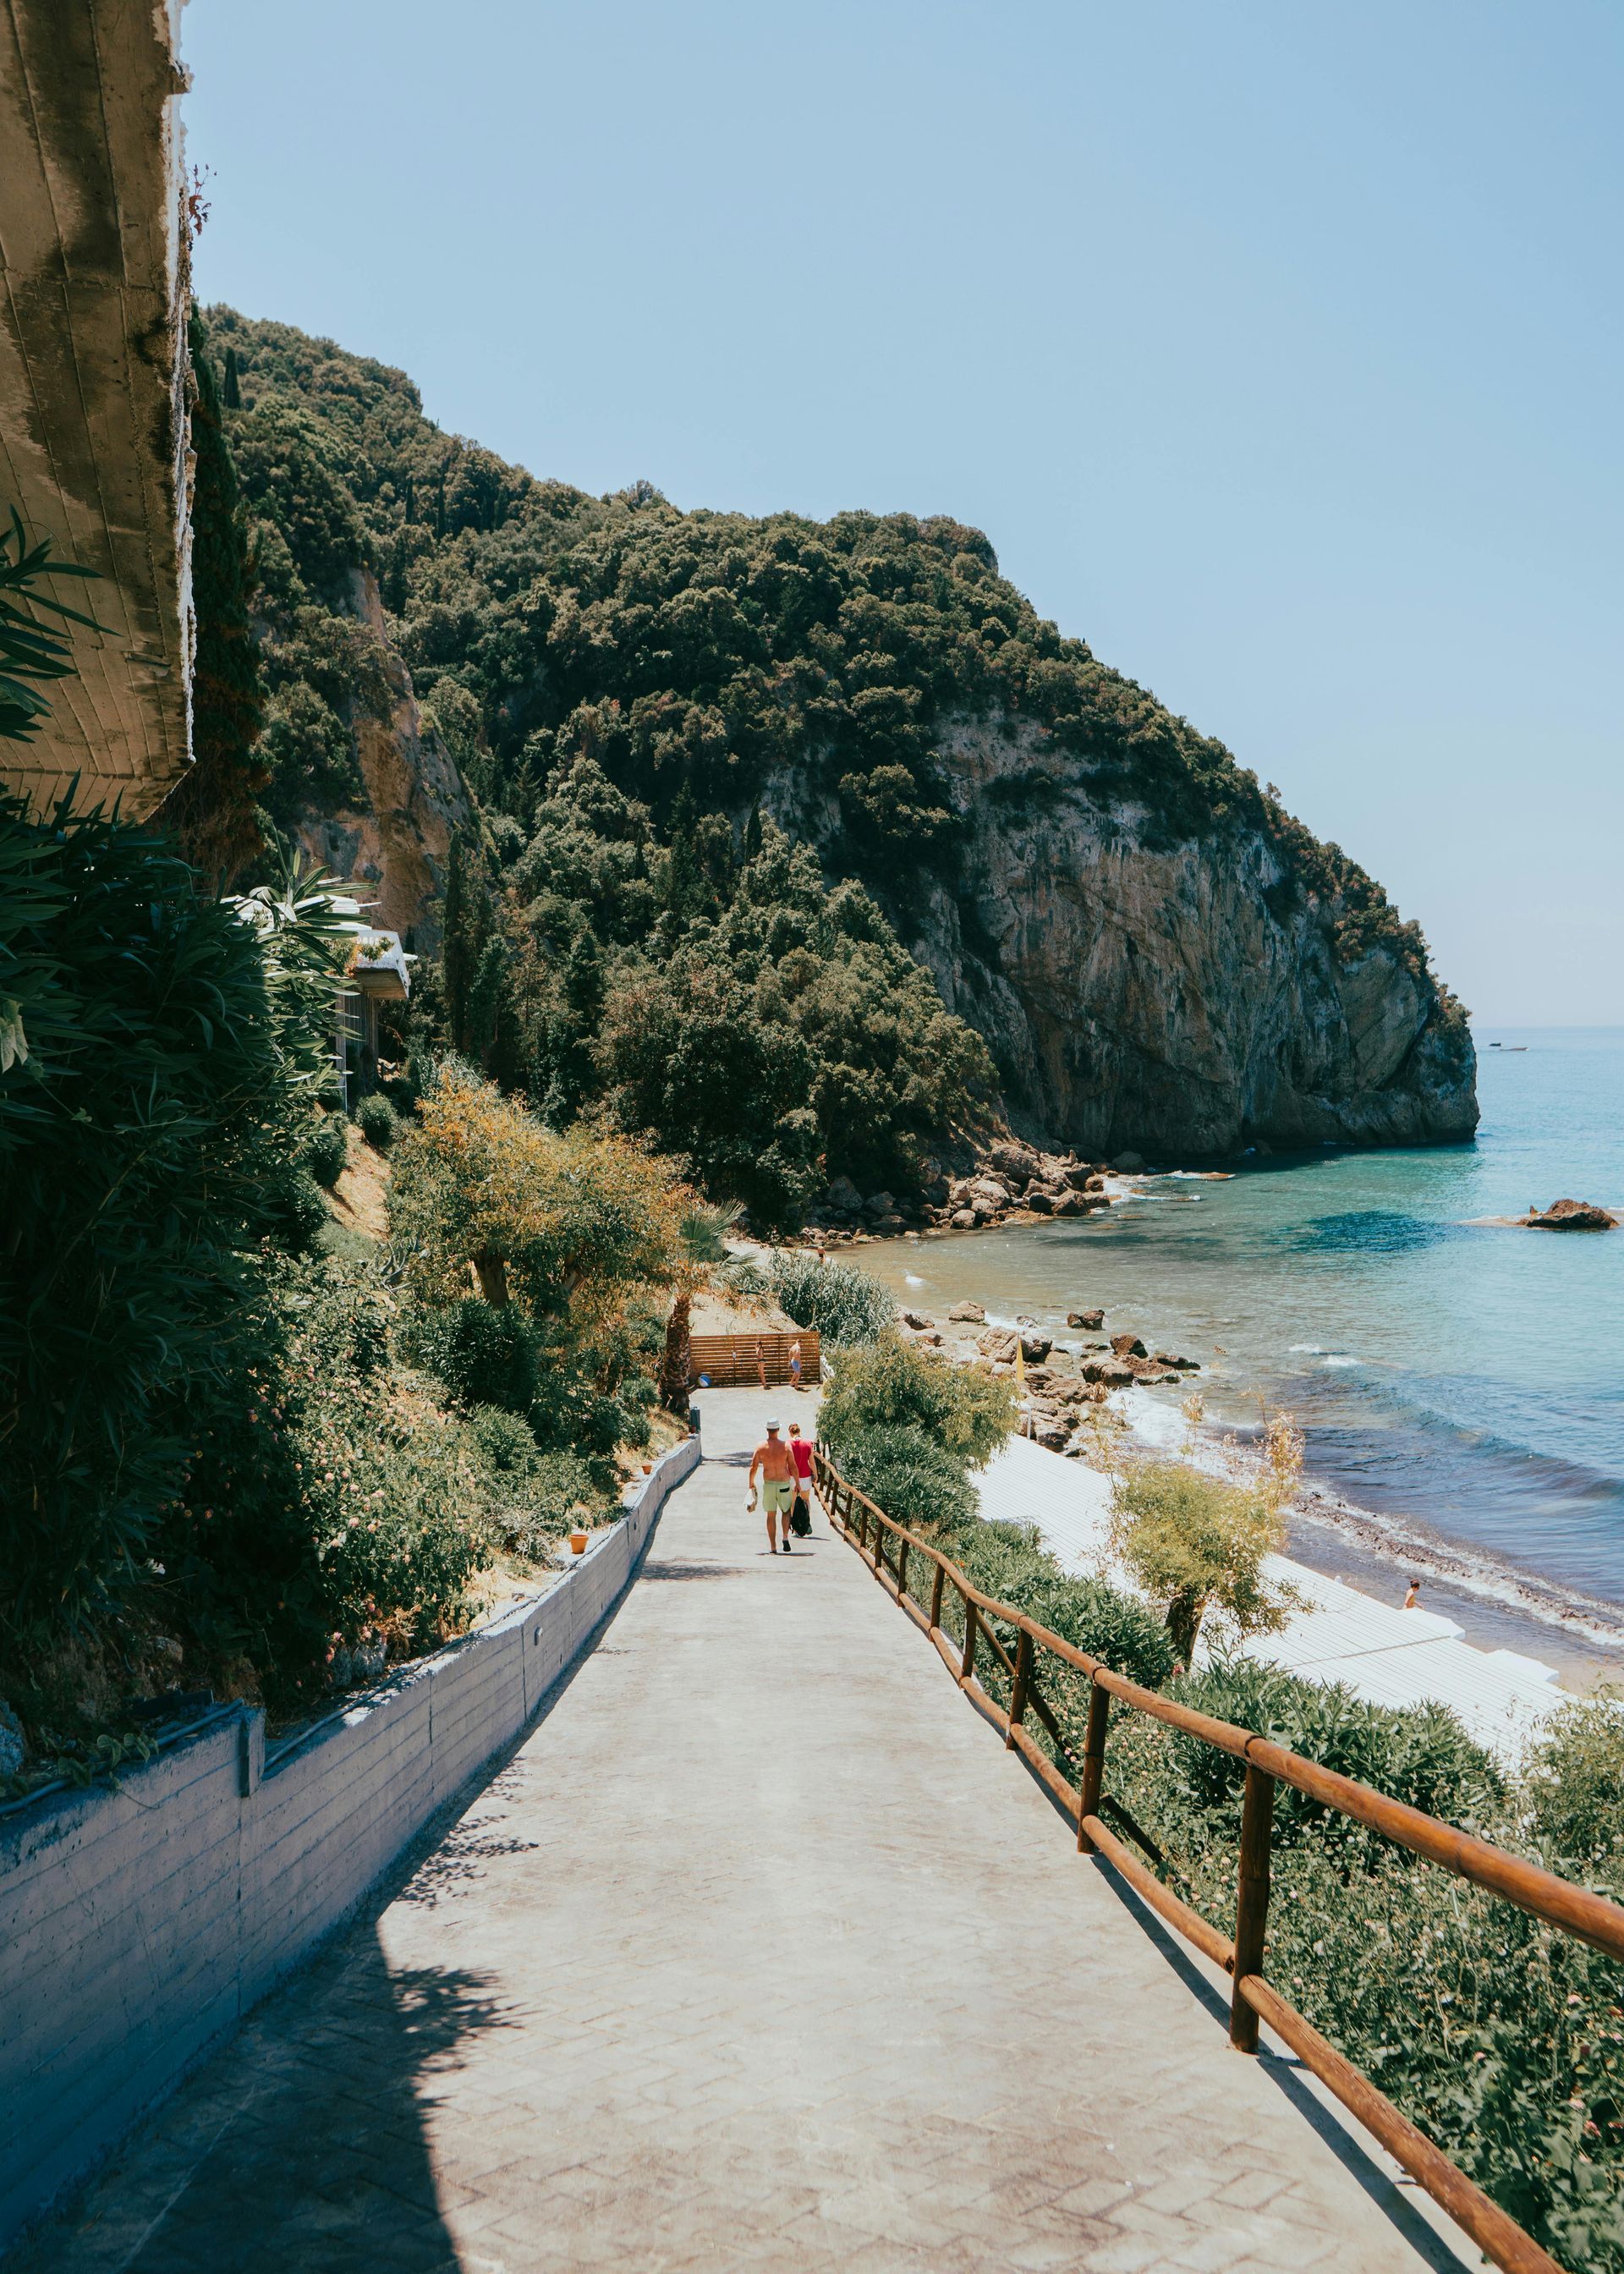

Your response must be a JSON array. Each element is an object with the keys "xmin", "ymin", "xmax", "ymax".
[{"xmin": 765, "ymin": 1417, "xmax": 782, "ymax": 1430}]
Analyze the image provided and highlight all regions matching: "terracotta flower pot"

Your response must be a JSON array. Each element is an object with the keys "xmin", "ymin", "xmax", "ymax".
[
  {"xmin": 569, "ymin": 1528, "xmax": 589, "ymax": 1556},
  {"xmin": 640, "ymin": 1460, "xmax": 653, "ymax": 1475}
]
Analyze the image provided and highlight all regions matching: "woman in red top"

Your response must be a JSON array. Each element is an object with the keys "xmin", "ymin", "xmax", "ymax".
[{"xmin": 787, "ymin": 1420, "xmax": 815, "ymax": 1539}]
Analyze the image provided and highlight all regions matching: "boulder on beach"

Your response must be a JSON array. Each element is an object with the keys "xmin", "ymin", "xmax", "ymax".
[
  {"xmin": 1081, "ymin": 1357, "xmax": 1138, "ymax": 1388},
  {"xmin": 901, "ymin": 1309, "xmax": 935, "ymax": 1330},
  {"xmin": 1111, "ymin": 1332, "xmax": 1149, "ymax": 1359},
  {"xmin": 949, "ymin": 1208, "xmax": 978, "ymax": 1229},
  {"xmin": 825, "ymin": 1174, "xmax": 863, "ymax": 1213},
  {"xmin": 1152, "ymin": 1351, "xmax": 1201, "ymax": 1371},
  {"xmin": 1521, "ymin": 1197, "xmax": 1618, "ymax": 1231},
  {"xmin": 1112, "ymin": 1151, "xmax": 1146, "ymax": 1173},
  {"xmin": 947, "ymin": 1299, "xmax": 985, "ymax": 1322},
  {"xmin": 1067, "ymin": 1307, "xmax": 1105, "ymax": 1330}
]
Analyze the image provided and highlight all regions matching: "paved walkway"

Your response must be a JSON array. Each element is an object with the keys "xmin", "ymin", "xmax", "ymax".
[{"xmin": 22, "ymin": 1392, "xmax": 1476, "ymax": 2274}]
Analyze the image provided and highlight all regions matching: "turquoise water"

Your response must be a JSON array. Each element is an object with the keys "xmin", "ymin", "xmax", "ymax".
[{"xmin": 863, "ymin": 1028, "xmax": 1624, "ymax": 1669}]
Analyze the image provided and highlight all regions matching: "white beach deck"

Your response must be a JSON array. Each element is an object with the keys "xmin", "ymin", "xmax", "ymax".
[{"xmin": 974, "ymin": 1432, "xmax": 1566, "ymax": 1760}]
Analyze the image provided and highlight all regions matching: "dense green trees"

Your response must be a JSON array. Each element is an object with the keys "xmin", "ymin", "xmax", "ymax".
[{"xmin": 196, "ymin": 307, "xmax": 1444, "ymax": 1217}]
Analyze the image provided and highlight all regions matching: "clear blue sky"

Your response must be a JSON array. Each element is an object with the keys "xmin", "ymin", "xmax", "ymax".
[{"xmin": 184, "ymin": 0, "xmax": 1622, "ymax": 1026}]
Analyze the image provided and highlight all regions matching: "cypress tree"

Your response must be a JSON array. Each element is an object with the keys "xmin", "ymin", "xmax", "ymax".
[
  {"xmin": 222, "ymin": 344, "xmax": 241, "ymax": 409},
  {"xmin": 744, "ymin": 801, "xmax": 764, "ymax": 861},
  {"xmin": 665, "ymin": 784, "xmax": 701, "ymax": 919},
  {"xmin": 442, "ymin": 837, "xmax": 469, "ymax": 1048},
  {"xmin": 162, "ymin": 314, "xmax": 266, "ymax": 883},
  {"xmin": 544, "ymin": 925, "xmax": 604, "ymax": 1123},
  {"xmin": 403, "ymin": 474, "xmax": 415, "ymax": 524}
]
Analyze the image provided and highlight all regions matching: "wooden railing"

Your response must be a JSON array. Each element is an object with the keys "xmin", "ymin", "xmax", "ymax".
[{"xmin": 812, "ymin": 1450, "xmax": 1624, "ymax": 2274}]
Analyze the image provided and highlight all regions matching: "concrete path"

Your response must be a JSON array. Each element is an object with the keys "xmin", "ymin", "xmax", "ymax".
[{"xmin": 21, "ymin": 1392, "xmax": 1476, "ymax": 2274}]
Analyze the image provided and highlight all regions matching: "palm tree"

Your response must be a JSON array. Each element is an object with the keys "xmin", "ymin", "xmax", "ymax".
[{"xmin": 658, "ymin": 1200, "xmax": 763, "ymax": 1413}]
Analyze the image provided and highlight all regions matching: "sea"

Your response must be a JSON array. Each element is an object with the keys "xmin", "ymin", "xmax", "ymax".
[{"xmin": 861, "ymin": 1027, "xmax": 1624, "ymax": 1687}]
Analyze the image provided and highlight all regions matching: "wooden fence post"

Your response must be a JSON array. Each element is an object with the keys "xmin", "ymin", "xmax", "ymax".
[
  {"xmin": 895, "ymin": 1537, "xmax": 909, "ymax": 1603},
  {"xmin": 960, "ymin": 1597, "xmax": 979, "ymax": 1682},
  {"xmin": 1006, "ymin": 1628, "xmax": 1033, "ymax": 1749},
  {"xmin": 1230, "ymin": 1764, "xmax": 1276, "ymax": 2053},
  {"xmin": 1077, "ymin": 1678, "xmax": 1110, "ymax": 1852},
  {"xmin": 929, "ymin": 1560, "xmax": 945, "ymax": 1633}
]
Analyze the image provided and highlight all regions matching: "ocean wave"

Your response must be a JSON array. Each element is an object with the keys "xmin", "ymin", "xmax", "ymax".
[{"xmin": 1144, "ymin": 1396, "xmax": 1624, "ymax": 1651}]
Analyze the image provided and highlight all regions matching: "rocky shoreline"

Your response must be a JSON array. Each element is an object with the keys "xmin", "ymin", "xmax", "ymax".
[
  {"xmin": 805, "ymin": 1136, "xmax": 1124, "ymax": 1241},
  {"xmin": 791, "ymin": 1228, "xmax": 1624, "ymax": 1672}
]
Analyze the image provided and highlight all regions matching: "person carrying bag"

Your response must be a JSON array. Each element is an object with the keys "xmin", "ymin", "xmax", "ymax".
[{"xmin": 787, "ymin": 1420, "xmax": 815, "ymax": 1538}]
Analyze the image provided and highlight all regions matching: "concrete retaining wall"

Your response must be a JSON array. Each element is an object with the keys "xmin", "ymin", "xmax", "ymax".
[{"xmin": 0, "ymin": 1436, "xmax": 700, "ymax": 2249}]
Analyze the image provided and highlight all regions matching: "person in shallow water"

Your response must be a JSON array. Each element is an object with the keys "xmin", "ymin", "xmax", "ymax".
[
  {"xmin": 1404, "ymin": 1578, "xmax": 1422, "ymax": 1611},
  {"xmin": 748, "ymin": 1419, "xmax": 798, "ymax": 1554},
  {"xmin": 787, "ymin": 1420, "xmax": 815, "ymax": 1536}
]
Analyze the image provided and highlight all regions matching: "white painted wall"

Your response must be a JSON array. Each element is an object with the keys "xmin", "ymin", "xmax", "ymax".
[{"xmin": 0, "ymin": 1436, "xmax": 700, "ymax": 2249}]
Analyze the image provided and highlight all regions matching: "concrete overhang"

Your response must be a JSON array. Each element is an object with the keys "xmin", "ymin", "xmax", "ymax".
[{"xmin": 0, "ymin": 0, "xmax": 193, "ymax": 818}]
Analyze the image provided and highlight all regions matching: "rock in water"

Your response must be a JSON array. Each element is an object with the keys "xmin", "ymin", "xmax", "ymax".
[
  {"xmin": 1111, "ymin": 1332, "xmax": 1149, "ymax": 1359},
  {"xmin": 947, "ymin": 1299, "xmax": 986, "ymax": 1321},
  {"xmin": 1067, "ymin": 1308, "xmax": 1106, "ymax": 1329},
  {"xmin": 1522, "ymin": 1198, "xmax": 1618, "ymax": 1231}
]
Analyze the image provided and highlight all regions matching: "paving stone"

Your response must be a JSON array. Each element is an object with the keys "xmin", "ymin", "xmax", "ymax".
[{"xmin": 17, "ymin": 1390, "xmax": 1475, "ymax": 2273}]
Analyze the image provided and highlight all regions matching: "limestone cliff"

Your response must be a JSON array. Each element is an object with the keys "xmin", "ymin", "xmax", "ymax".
[
  {"xmin": 765, "ymin": 717, "xmax": 1478, "ymax": 1160},
  {"xmin": 293, "ymin": 572, "xmax": 471, "ymax": 951}
]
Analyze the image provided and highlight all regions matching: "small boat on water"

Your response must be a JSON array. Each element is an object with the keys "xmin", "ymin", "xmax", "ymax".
[{"xmin": 1487, "ymin": 1043, "xmax": 1528, "ymax": 1051}]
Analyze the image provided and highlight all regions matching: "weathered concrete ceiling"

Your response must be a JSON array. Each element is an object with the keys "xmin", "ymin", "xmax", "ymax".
[{"xmin": 0, "ymin": 0, "xmax": 192, "ymax": 818}]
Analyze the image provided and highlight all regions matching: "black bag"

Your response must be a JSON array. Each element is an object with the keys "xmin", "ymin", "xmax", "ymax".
[{"xmin": 790, "ymin": 1490, "xmax": 812, "ymax": 1537}]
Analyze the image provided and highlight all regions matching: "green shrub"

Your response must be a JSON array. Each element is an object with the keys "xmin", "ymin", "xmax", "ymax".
[
  {"xmin": 0, "ymin": 790, "xmax": 345, "ymax": 1638},
  {"xmin": 468, "ymin": 1404, "xmax": 539, "ymax": 1475},
  {"xmin": 303, "ymin": 1114, "xmax": 349, "ymax": 1189},
  {"xmin": 410, "ymin": 1297, "xmax": 541, "ymax": 1415},
  {"xmin": 150, "ymin": 1257, "xmax": 487, "ymax": 1711},
  {"xmin": 1522, "ymin": 1693, "xmax": 1624, "ymax": 1886},
  {"xmin": 949, "ymin": 1523, "xmax": 1176, "ymax": 1693},
  {"xmin": 358, "ymin": 1092, "xmax": 400, "ymax": 1151},
  {"xmin": 836, "ymin": 1423, "xmax": 978, "ymax": 1531},
  {"xmin": 1155, "ymin": 1658, "xmax": 1502, "ymax": 1848},
  {"xmin": 820, "ymin": 1332, "xmax": 1015, "ymax": 1472},
  {"xmin": 269, "ymin": 1168, "xmax": 331, "ymax": 1254},
  {"xmin": 769, "ymin": 1251, "xmax": 896, "ymax": 1346}
]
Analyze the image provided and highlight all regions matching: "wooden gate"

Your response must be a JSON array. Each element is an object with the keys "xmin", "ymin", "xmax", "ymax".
[{"xmin": 687, "ymin": 1331, "xmax": 821, "ymax": 1387}]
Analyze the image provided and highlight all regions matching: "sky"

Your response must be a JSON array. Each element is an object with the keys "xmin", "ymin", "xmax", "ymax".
[{"xmin": 183, "ymin": 0, "xmax": 1623, "ymax": 1026}]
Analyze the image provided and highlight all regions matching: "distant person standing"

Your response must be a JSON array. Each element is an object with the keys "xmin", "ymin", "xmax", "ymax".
[
  {"xmin": 754, "ymin": 1337, "xmax": 767, "ymax": 1391},
  {"xmin": 1403, "ymin": 1579, "xmax": 1422, "ymax": 1611},
  {"xmin": 788, "ymin": 1337, "xmax": 804, "ymax": 1392},
  {"xmin": 749, "ymin": 1419, "xmax": 798, "ymax": 1554}
]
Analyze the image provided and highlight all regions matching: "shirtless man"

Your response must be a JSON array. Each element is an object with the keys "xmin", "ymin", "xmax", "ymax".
[{"xmin": 748, "ymin": 1418, "xmax": 798, "ymax": 1555}]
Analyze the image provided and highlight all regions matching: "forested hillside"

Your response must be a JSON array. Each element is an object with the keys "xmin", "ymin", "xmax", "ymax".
[{"xmin": 197, "ymin": 307, "xmax": 1475, "ymax": 1198}]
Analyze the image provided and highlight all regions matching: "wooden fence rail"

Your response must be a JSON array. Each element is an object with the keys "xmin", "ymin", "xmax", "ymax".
[{"xmin": 811, "ymin": 1449, "xmax": 1623, "ymax": 2274}]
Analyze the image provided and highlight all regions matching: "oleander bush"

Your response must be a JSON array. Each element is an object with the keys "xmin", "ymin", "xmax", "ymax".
[
  {"xmin": 833, "ymin": 1423, "xmax": 978, "ymax": 1532},
  {"xmin": 768, "ymin": 1250, "xmax": 896, "ymax": 1347},
  {"xmin": 820, "ymin": 1331, "xmax": 1016, "ymax": 1473}
]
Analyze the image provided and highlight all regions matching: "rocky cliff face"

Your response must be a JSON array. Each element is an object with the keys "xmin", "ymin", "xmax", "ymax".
[
  {"xmin": 767, "ymin": 716, "xmax": 1478, "ymax": 1159},
  {"xmin": 294, "ymin": 572, "xmax": 471, "ymax": 952}
]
